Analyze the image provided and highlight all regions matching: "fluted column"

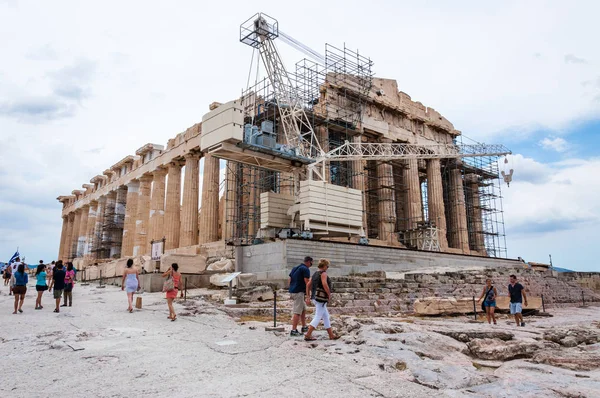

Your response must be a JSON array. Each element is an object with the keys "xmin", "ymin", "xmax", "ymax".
[
  {"xmin": 93, "ymin": 196, "xmax": 106, "ymax": 258},
  {"xmin": 376, "ymin": 160, "xmax": 397, "ymax": 242},
  {"xmin": 404, "ymin": 158, "xmax": 423, "ymax": 229},
  {"xmin": 224, "ymin": 162, "xmax": 237, "ymax": 241},
  {"xmin": 58, "ymin": 216, "xmax": 68, "ymax": 261},
  {"xmin": 180, "ymin": 152, "xmax": 200, "ymax": 247},
  {"xmin": 351, "ymin": 135, "xmax": 368, "ymax": 236},
  {"xmin": 121, "ymin": 181, "xmax": 139, "ymax": 257},
  {"xmin": 64, "ymin": 213, "xmax": 75, "ymax": 260},
  {"xmin": 76, "ymin": 205, "xmax": 90, "ymax": 257},
  {"xmin": 446, "ymin": 168, "xmax": 469, "ymax": 252},
  {"xmin": 465, "ymin": 174, "xmax": 486, "ymax": 253},
  {"xmin": 427, "ymin": 159, "xmax": 448, "ymax": 250},
  {"xmin": 148, "ymin": 168, "xmax": 167, "ymax": 244},
  {"xmin": 134, "ymin": 174, "xmax": 153, "ymax": 256},
  {"xmin": 199, "ymin": 153, "xmax": 220, "ymax": 244},
  {"xmin": 70, "ymin": 210, "xmax": 82, "ymax": 260},
  {"xmin": 111, "ymin": 186, "xmax": 127, "ymax": 258},
  {"xmin": 164, "ymin": 161, "xmax": 182, "ymax": 250},
  {"xmin": 392, "ymin": 161, "xmax": 406, "ymax": 232},
  {"xmin": 101, "ymin": 191, "xmax": 117, "ymax": 258},
  {"xmin": 85, "ymin": 201, "xmax": 98, "ymax": 258}
]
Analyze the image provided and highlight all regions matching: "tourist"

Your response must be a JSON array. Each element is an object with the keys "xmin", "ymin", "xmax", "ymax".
[
  {"xmin": 121, "ymin": 259, "xmax": 140, "ymax": 313},
  {"xmin": 34, "ymin": 263, "xmax": 48, "ymax": 310},
  {"xmin": 162, "ymin": 263, "xmax": 181, "ymax": 321},
  {"xmin": 508, "ymin": 274, "xmax": 528, "ymax": 327},
  {"xmin": 3, "ymin": 263, "xmax": 11, "ymax": 287},
  {"xmin": 62, "ymin": 262, "xmax": 76, "ymax": 307},
  {"xmin": 288, "ymin": 256, "xmax": 312, "ymax": 336},
  {"xmin": 12, "ymin": 263, "xmax": 28, "ymax": 314},
  {"xmin": 477, "ymin": 278, "xmax": 498, "ymax": 325},
  {"xmin": 49, "ymin": 261, "xmax": 66, "ymax": 313},
  {"xmin": 304, "ymin": 259, "xmax": 339, "ymax": 341}
]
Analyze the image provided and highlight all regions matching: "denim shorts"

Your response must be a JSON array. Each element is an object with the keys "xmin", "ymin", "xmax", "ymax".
[
  {"xmin": 484, "ymin": 300, "xmax": 496, "ymax": 308},
  {"xmin": 510, "ymin": 302, "xmax": 522, "ymax": 314}
]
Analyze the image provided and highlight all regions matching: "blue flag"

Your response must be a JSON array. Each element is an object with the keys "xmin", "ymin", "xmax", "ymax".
[{"xmin": 8, "ymin": 250, "xmax": 19, "ymax": 265}]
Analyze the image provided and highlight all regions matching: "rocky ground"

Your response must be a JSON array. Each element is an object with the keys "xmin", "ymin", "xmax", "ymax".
[{"xmin": 1, "ymin": 283, "xmax": 599, "ymax": 397}]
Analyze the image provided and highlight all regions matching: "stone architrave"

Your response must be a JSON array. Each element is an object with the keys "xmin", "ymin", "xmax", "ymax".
[
  {"xmin": 85, "ymin": 201, "xmax": 98, "ymax": 257},
  {"xmin": 102, "ymin": 191, "xmax": 117, "ymax": 259},
  {"xmin": 376, "ymin": 159, "xmax": 397, "ymax": 242},
  {"xmin": 446, "ymin": 168, "xmax": 469, "ymax": 253},
  {"xmin": 111, "ymin": 186, "xmax": 127, "ymax": 259},
  {"xmin": 70, "ymin": 209, "xmax": 82, "ymax": 260},
  {"xmin": 133, "ymin": 174, "xmax": 153, "ymax": 256},
  {"xmin": 148, "ymin": 168, "xmax": 167, "ymax": 243},
  {"xmin": 93, "ymin": 196, "xmax": 107, "ymax": 258},
  {"xmin": 164, "ymin": 161, "xmax": 182, "ymax": 250},
  {"xmin": 77, "ymin": 205, "xmax": 90, "ymax": 258},
  {"xmin": 121, "ymin": 181, "xmax": 139, "ymax": 257},
  {"xmin": 199, "ymin": 153, "xmax": 220, "ymax": 244},
  {"xmin": 58, "ymin": 216, "xmax": 68, "ymax": 261},
  {"xmin": 180, "ymin": 152, "xmax": 200, "ymax": 247},
  {"xmin": 404, "ymin": 158, "xmax": 423, "ymax": 230},
  {"xmin": 427, "ymin": 159, "xmax": 448, "ymax": 250},
  {"xmin": 64, "ymin": 212, "xmax": 76, "ymax": 260}
]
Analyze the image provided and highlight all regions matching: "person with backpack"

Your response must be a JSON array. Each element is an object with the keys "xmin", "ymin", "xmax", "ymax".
[
  {"xmin": 303, "ymin": 259, "xmax": 339, "ymax": 341},
  {"xmin": 62, "ymin": 263, "xmax": 76, "ymax": 307},
  {"xmin": 288, "ymin": 256, "xmax": 312, "ymax": 336},
  {"xmin": 477, "ymin": 278, "xmax": 498, "ymax": 325},
  {"xmin": 48, "ymin": 261, "xmax": 66, "ymax": 313}
]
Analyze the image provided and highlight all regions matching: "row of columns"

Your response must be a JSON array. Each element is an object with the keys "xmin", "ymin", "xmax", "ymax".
[{"xmin": 58, "ymin": 151, "xmax": 221, "ymax": 261}]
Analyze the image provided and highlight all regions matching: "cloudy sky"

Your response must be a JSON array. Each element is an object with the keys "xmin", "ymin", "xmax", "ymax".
[{"xmin": 0, "ymin": 0, "xmax": 598, "ymax": 272}]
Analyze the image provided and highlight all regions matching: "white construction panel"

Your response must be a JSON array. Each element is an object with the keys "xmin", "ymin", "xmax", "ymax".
[
  {"xmin": 260, "ymin": 192, "xmax": 294, "ymax": 229},
  {"xmin": 297, "ymin": 181, "xmax": 363, "ymax": 231},
  {"xmin": 201, "ymin": 100, "xmax": 244, "ymax": 151}
]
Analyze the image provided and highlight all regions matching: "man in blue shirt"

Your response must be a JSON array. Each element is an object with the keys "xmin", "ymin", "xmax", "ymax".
[
  {"xmin": 288, "ymin": 256, "xmax": 312, "ymax": 336},
  {"xmin": 508, "ymin": 274, "xmax": 528, "ymax": 327}
]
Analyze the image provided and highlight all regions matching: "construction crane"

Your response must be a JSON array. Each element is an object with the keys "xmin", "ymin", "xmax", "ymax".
[{"xmin": 238, "ymin": 13, "xmax": 511, "ymax": 182}]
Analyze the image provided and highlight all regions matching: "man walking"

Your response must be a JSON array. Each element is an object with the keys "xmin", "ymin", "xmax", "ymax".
[
  {"xmin": 288, "ymin": 256, "xmax": 312, "ymax": 336},
  {"xmin": 508, "ymin": 274, "xmax": 528, "ymax": 327},
  {"xmin": 48, "ymin": 261, "xmax": 66, "ymax": 313}
]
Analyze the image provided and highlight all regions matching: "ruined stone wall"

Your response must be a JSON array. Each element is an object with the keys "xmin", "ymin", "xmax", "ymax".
[{"xmin": 329, "ymin": 268, "xmax": 600, "ymax": 315}]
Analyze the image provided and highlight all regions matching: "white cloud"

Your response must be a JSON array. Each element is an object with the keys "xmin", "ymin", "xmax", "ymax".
[{"xmin": 539, "ymin": 136, "xmax": 569, "ymax": 152}]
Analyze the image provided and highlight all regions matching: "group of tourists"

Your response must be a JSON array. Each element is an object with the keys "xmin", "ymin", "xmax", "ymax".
[
  {"xmin": 477, "ymin": 274, "xmax": 528, "ymax": 326},
  {"xmin": 120, "ymin": 259, "xmax": 182, "ymax": 321},
  {"xmin": 288, "ymin": 256, "xmax": 340, "ymax": 341},
  {"xmin": 3, "ymin": 257, "xmax": 77, "ymax": 314}
]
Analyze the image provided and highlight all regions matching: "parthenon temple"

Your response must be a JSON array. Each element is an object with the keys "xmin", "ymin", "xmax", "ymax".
[{"xmin": 57, "ymin": 42, "xmax": 508, "ymax": 278}]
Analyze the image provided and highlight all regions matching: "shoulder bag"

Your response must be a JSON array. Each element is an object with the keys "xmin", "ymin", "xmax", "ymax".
[{"xmin": 163, "ymin": 274, "xmax": 175, "ymax": 292}]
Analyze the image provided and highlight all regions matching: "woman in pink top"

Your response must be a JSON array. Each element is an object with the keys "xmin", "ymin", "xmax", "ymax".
[
  {"xmin": 162, "ymin": 263, "xmax": 181, "ymax": 321},
  {"xmin": 62, "ymin": 263, "xmax": 76, "ymax": 307}
]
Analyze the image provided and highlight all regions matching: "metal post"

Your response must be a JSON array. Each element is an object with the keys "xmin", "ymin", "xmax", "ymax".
[
  {"xmin": 541, "ymin": 294, "xmax": 545, "ymax": 312},
  {"xmin": 582, "ymin": 291, "xmax": 585, "ymax": 307},
  {"xmin": 99, "ymin": 270, "xmax": 102, "ymax": 287},
  {"xmin": 472, "ymin": 296, "xmax": 477, "ymax": 320},
  {"xmin": 184, "ymin": 278, "xmax": 187, "ymax": 301},
  {"xmin": 274, "ymin": 290, "xmax": 277, "ymax": 327}
]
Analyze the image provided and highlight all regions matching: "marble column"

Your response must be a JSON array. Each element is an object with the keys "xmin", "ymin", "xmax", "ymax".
[
  {"xmin": 148, "ymin": 168, "xmax": 167, "ymax": 244},
  {"xmin": 392, "ymin": 161, "xmax": 406, "ymax": 232},
  {"xmin": 93, "ymin": 196, "xmax": 107, "ymax": 258},
  {"xmin": 404, "ymin": 158, "xmax": 423, "ymax": 230},
  {"xmin": 134, "ymin": 174, "xmax": 153, "ymax": 256},
  {"xmin": 426, "ymin": 159, "xmax": 449, "ymax": 250},
  {"xmin": 164, "ymin": 162, "xmax": 182, "ymax": 250},
  {"xmin": 111, "ymin": 186, "xmax": 127, "ymax": 258},
  {"xmin": 102, "ymin": 191, "xmax": 117, "ymax": 258},
  {"xmin": 70, "ymin": 210, "xmax": 82, "ymax": 260},
  {"xmin": 180, "ymin": 152, "xmax": 200, "ymax": 247},
  {"xmin": 64, "ymin": 213, "xmax": 75, "ymax": 260},
  {"xmin": 199, "ymin": 153, "xmax": 220, "ymax": 244},
  {"xmin": 85, "ymin": 201, "xmax": 98, "ymax": 258},
  {"xmin": 465, "ymin": 174, "xmax": 486, "ymax": 253},
  {"xmin": 376, "ymin": 160, "xmax": 397, "ymax": 242},
  {"xmin": 77, "ymin": 205, "xmax": 90, "ymax": 257},
  {"xmin": 58, "ymin": 215, "xmax": 68, "ymax": 261},
  {"xmin": 446, "ymin": 168, "xmax": 469, "ymax": 253},
  {"xmin": 121, "ymin": 181, "xmax": 139, "ymax": 257},
  {"xmin": 351, "ymin": 135, "xmax": 368, "ymax": 237},
  {"xmin": 224, "ymin": 162, "xmax": 237, "ymax": 241}
]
